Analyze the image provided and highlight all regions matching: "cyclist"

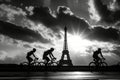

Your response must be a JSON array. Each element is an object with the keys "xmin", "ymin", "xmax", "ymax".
[
  {"xmin": 26, "ymin": 48, "xmax": 37, "ymax": 65},
  {"xmin": 43, "ymin": 48, "xmax": 56, "ymax": 66},
  {"xmin": 93, "ymin": 48, "xmax": 105, "ymax": 64}
]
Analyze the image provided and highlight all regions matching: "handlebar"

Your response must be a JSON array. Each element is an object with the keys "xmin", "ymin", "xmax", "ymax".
[{"xmin": 99, "ymin": 58, "xmax": 106, "ymax": 63}]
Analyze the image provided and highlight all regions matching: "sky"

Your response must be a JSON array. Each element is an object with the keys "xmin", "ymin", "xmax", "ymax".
[{"xmin": 0, "ymin": 0, "xmax": 120, "ymax": 65}]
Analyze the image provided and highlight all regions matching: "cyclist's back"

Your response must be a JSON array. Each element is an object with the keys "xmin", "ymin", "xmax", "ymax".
[
  {"xmin": 93, "ymin": 50, "xmax": 100, "ymax": 58},
  {"xmin": 26, "ymin": 48, "xmax": 36, "ymax": 64},
  {"xmin": 27, "ymin": 51, "xmax": 34, "ymax": 57},
  {"xmin": 93, "ymin": 48, "xmax": 103, "ymax": 62},
  {"xmin": 43, "ymin": 50, "xmax": 51, "ymax": 59}
]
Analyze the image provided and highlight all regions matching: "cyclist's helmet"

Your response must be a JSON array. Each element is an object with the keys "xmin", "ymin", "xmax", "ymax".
[
  {"xmin": 50, "ymin": 47, "xmax": 54, "ymax": 51},
  {"xmin": 98, "ymin": 48, "xmax": 101, "ymax": 51},
  {"xmin": 33, "ymin": 48, "xmax": 36, "ymax": 51}
]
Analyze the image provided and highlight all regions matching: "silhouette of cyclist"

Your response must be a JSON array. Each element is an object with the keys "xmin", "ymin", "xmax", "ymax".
[
  {"xmin": 93, "ymin": 48, "xmax": 105, "ymax": 63},
  {"xmin": 26, "ymin": 48, "xmax": 37, "ymax": 65},
  {"xmin": 43, "ymin": 48, "xmax": 56, "ymax": 66}
]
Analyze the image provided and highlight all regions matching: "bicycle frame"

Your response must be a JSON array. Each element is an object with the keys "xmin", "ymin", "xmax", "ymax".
[
  {"xmin": 44, "ymin": 58, "xmax": 58, "ymax": 66},
  {"xmin": 49, "ymin": 58, "xmax": 56, "ymax": 63},
  {"xmin": 31, "ymin": 58, "xmax": 39, "ymax": 63},
  {"xmin": 94, "ymin": 58, "xmax": 104, "ymax": 66}
]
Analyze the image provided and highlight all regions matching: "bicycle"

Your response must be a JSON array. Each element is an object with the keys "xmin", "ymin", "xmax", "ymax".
[
  {"xmin": 39, "ymin": 58, "xmax": 59, "ymax": 66},
  {"xmin": 20, "ymin": 58, "xmax": 41, "ymax": 66},
  {"xmin": 89, "ymin": 58, "xmax": 108, "ymax": 72}
]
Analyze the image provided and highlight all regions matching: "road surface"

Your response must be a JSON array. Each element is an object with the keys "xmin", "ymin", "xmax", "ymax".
[{"xmin": 0, "ymin": 72, "xmax": 120, "ymax": 80}]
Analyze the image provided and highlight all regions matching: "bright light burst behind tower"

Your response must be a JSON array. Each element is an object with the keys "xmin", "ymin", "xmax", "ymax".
[{"xmin": 68, "ymin": 34, "xmax": 92, "ymax": 53}]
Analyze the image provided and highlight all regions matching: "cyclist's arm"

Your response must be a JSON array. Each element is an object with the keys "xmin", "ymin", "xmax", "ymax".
[
  {"xmin": 49, "ymin": 54, "xmax": 52, "ymax": 59},
  {"xmin": 33, "ymin": 54, "xmax": 37, "ymax": 58},
  {"xmin": 100, "ymin": 52, "xmax": 104, "ymax": 58},
  {"xmin": 49, "ymin": 53, "xmax": 55, "ymax": 59}
]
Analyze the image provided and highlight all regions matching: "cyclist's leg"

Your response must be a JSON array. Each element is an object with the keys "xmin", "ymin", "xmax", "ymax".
[
  {"xmin": 97, "ymin": 57, "xmax": 101, "ymax": 62},
  {"xmin": 44, "ymin": 59, "xmax": 47, "ymax": 66},
  {"xmin": 93, "ymin": 56, "xmax": 97, "ymax": 62},
  {"xmin": 29, "ymin": 57, "xmax": 33, "ymax": 65},
  {"xmin": 94, "ymin": 56, "xmax": 99, "ymax": 66},
  {"xmin": 96, "ymin": 56, "xmax": 101, "ymax": 67},
  {"xmin": 45, "ymin": 57, "xmax": 50, "ymax": 66}
]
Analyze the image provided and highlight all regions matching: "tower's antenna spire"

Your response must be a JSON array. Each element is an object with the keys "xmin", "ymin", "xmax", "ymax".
[{"xmin": 63, "ymin": 26, "xmax": 68, "ymax": 50}]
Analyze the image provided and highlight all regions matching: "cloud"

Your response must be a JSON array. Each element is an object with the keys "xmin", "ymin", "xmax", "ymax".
[
  {"xmin": 0, "ymin": 55, "xmax": 25, "ymax": 64},
  {"xmin": 0, "ymin": 4, "xmax": 26, "ymax": 21},
  {"xmin": 23, "ymin": 44, "xmax": 32, "ymax": 48},
  {"xmin": 108, "ymin": 0, "xmax": 120, "ymax": 11},
  {"xmin": 57, "ymin": 6, "xmax": 73, "ymax": 15},
  {"xmin": 0, "ymin": 4, "xmax": 29, "ymax": 27},
  {"xmin": 27, "ymin": 6, "xmax": 91, "ymax": 35},
  {"xmin": 0, "ymin": 49, "xmax": 25, "ymax": 62},
  {"xmin": 26, "ymin": 6, "xmax": 120, "ymax": 44},
  {"xmin": 1, "ymin": 1, "xmax": 120, "ymax": 45},
  {"xmin": 88, "ymin": 26, "xmax": 120, "ymax": 43},
  {"xmin": 0, "ymin": 20, "xmax": 50, "ymax": 43},
  {"xmin": 112, "ymin": 46, "xmax": 120, "ymax": 57},
  {"xmin": 0, "ymin": 35, "xmax": 20, "ymax": 47},
  {"xmin": 0, "ymin": 50, "xmax": 7, "ymax": 60},
  {"xmin": 25, "ymin": 6, "xmax": 34, "ymax": 15},
  {"xmin": 88, "ymin": 0, "xmax": 120, "ymax": 25},
  {"xmin": 56, "ymin": 6, "xmax": 91, "ymax": 33},
  {"xmin": 88, "ymin": 0, "xmax": 101, "ymax": 22},
  {"xmin": 0, "ymin": 20, "xmax": 62, "ymax": 51},
  {"xmin": 0, "ymin": 4, "xmax": 63, "ymax": 50},
  {"xmin": 27, "ymin": 6, "xmax": 57, "ymax": 29},
  {"xmin": 0, "ymin": 0, "xmax": 11, "ymax": 2},
  {"xmin": 0, "ymin": 35, "xmax": 4, "ymax": 42}
]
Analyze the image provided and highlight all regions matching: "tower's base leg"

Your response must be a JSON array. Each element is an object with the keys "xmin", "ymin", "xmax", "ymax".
[{"xmin": 58, "ymin": 60, "xmax": 73, "ymax": 66}]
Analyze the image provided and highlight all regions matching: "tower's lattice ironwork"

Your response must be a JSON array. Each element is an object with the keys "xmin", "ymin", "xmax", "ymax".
[{"xmin": 58, "ymin": 26, "xmax": 73, "ymax": 66}]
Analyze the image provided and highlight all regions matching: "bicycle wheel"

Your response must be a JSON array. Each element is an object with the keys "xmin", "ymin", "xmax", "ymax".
[
  {"xmin": 20, "ymin": 62, "xmax": 29, "ymax": 66},
  {"xmin": 99, "ymin": 62, "xmax": 108, "ymax": 71},
  {"xmin": 39, "ymin": 62, "xmax": 45, "ymax": 66},
  {"xmin": 31, "ymin": 62, "xmax": 41, "ymax": 66},
  {"xmin": 100, "ymin": 62, "xmax": 108, "ymax": 67},
  {"xmin": 89, "ymin": 62, "xmax": 96, "ymax": 72},
  {"xmin": 50, "ymin": 62, "xmax": 58, "ymax": 66}
]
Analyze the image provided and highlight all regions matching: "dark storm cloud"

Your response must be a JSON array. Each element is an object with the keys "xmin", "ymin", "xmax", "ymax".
[
  {"xmin": 1, "ymin": 2, "xmax": 120, "ymax": 44},
  {"xmin": 0, "ymin": 20, "xmax": 50, "ymax": 43},
  {"xmin": 94, "ymin": 0, "xmax": 120, "ymax": 24},
  {"xmin": 27, "ymin": 7, "xmax": 57, "ymax": 28},
  {"xmin": 0, "ymin": 0, "xmax": 11, "ymax": 2},
  {"xmin": 0, "ymin": 0, "xmax": 43, "ymax": 8},
  {"xmin": 50, "ymin": 0, "xmax": 68, "ymax": 10},
  {"xmin": 27, "ymin": 6, "xmax": 120, "ymax": 43},
  {"xmin": 112, "ymin": 46, "xmax": 120, "ymax": 57},
  {"xmin": 88, "ymin": 26, "xmax": 120, "ymax": 42},
  {"xmin": 23, "ymin": 44, "xmax": 31, "ymax": 48},
  {"xmin": 56, "ymin": 6, "xmax": 90, "ymax": 33},
  {"xmin": 27, "ymin": 6, "xmax": 90, "ymax": 34}
]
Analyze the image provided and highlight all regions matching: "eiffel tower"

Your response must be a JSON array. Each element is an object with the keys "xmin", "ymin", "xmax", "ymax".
[{"xmin": 58, "ymin": 26, "xmax": 73, "ymax": 66}]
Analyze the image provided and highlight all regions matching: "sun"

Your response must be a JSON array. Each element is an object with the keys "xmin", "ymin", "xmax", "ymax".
[{"xmin": 68, "ymin": 34, "xmax": 91, "ymax": 53}]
